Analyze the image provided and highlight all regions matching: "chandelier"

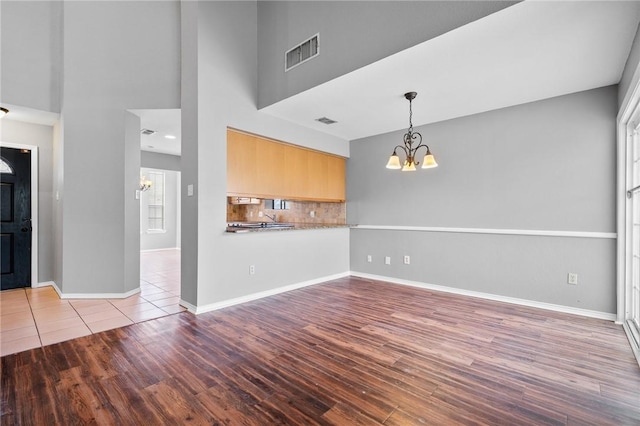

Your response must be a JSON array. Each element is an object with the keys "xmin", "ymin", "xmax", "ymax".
[
  {"xmin": 140, "ymin": 176, "xmax": 152, "ymax": 192},
  {"xmin": 386, "ymin": 92, "xmax": 438, "ymax": 171}
]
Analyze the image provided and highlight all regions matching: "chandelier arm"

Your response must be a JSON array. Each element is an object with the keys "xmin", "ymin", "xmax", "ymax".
[
  {"xmin": 393, "ymin": 145, "xmax": 410, "ymax": 157},
  {"xmin": 412, "ymin": 143, "xmax": 430, "ymax": 155}
]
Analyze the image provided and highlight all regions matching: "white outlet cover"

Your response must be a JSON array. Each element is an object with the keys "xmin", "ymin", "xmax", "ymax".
[
  {"xmin": 385, "ymin": 256, "xmax": 391, "ymax": 265},
  {"xmin": 367, "ymin": 255, "xmax": 372, "ymax": 263}
]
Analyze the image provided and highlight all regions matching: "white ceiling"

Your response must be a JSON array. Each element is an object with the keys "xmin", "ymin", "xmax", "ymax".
[
  {"xmin": 130, "ymin": 109, "xmax": 181, "ymax": 156},
  {"xmin": 261, "ymin": 1, "xmax": 640, "ymax": 141}
]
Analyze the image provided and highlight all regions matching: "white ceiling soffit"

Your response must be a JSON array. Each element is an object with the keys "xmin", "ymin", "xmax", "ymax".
[
  {"xmin": 129, "ymin": 108, "xmax": 181, "ymax": 156},
  {"xmin": 260, "ymin": 1, "xmax": 640, "ymax": 141},
  {"xmin": 0, "ymin": 104, "xmax": 60, "ymax": 126}
]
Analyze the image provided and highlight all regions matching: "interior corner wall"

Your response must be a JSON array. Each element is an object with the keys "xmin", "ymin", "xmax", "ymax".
[
  {"xmin": 180, "ymin": 0, "xmax": 199, "ymax": 306},
  {"xmin": 348, "ymin": 86, "xmax": 618, "ymax": 314},
  {"xmin": 181, "ymin": 1, "xmax": 349, "ymax": 310},
  {"xmin": 124, "ymin": 112, "xmax": 141, "ymax": 293},
  {"xmin": 620, "ymin": 21, "xmax": 640, "ymax": 106},
  {"xmin": 0, "ymin": 119, "xmax": 55, "ymax": 283},
  {"xmin": 52, "ymin": 119, "xmax": 63, "ymax": 289},
  {"xmin": 57, "ymin": 1, "xmax": 180, "ymax": 295},
  {"xmin": 256, "ymin": 1, "xmax": 517, "ymax": 108}
]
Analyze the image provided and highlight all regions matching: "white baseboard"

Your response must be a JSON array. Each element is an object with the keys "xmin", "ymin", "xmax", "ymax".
[
  {"xmin": 350, "ymin": 271, "xmax": 617, "ymax": 322},
  {"xmin": 191, "ymin": 272, "xmax": 350, "ymax": 315},
  {"xmin": 179, "ymin": 299, "xmax": 197, "ymax": 314},
  {"xmin": 32, "ymin": 281, "xmax": 56, "ymax": 289},
  {"xmin": 48, "ymin": 282, "xmax": 141, "ymax": 300},
  {"xmin": 140, "ymin": 247, "xmax": 180, "ymax": 253}
]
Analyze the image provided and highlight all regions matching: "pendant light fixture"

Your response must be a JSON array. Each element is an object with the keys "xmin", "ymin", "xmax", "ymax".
[{"xmin": 386, "ymin": 92, "xmax": 438, "ymax": 171}]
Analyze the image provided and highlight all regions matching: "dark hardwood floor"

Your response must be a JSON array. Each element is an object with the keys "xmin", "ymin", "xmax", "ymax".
[{"xmin": 2, "ymin": 277, "xmax": 639, "ymax": 425}]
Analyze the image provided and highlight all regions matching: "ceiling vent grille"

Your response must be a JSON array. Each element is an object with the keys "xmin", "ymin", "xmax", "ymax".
[
  {"xmin": 141, "ymin": 128, "xmax": 157, "ymax": 136},
  {"xmin": 316, "ymin": 117, "xmax": 337, "ymax": 125},
  {"xmin": 285, "ymin": 34, "xmax": 319, "ymax": 72}
]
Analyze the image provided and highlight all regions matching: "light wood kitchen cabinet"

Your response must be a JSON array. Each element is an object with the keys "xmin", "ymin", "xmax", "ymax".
[
  {"xmin": 227, "ymin": 131, "xmax": 257, "ymax": 196},
  {"xmin": 227, "ymin": 129, "xmax": 345, "ymax": 202}
]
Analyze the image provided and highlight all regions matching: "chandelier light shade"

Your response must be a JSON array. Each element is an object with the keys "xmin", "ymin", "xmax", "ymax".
[{"xmin": 386, "ymin": 92, "xmax": 438, "ymax": 171}]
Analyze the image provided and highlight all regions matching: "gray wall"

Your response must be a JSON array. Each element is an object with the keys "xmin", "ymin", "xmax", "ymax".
[
  {"xmin": 256, "ymin": 1, "xmax": 517, "ymax": 108},
  {"xmin": 181, "ymin": 1, "xmax": 350, "ymax": 308},
  {"xmin": 0, "ymin": 1, "xmax": 182, "ymax": 295},
  {"xmin": 57, "ymin": 1, "xmax": 180, "ymax": 295},
  {"xmin": 0, "ymin": 119, "xmax": 55, "ymax": 283},
  {"xmin": 1, "ymin": 1, "xmax": 63, "ymax": 113},
  {"xmin": 348, "ymin": 86, "xmax": 618, "ymax": 314},
  {"xmin": 124, "ymin": 112, "xmax": 141, "ymax": 293},
  {"xmin": 141, "ymin": 151, "xmax": 181, "ymax": 172}
]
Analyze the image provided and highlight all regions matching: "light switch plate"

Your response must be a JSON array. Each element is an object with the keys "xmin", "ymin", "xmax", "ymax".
[{"xmin": 187, "ymin": 184, "xmax": 194, "ymax": 196}]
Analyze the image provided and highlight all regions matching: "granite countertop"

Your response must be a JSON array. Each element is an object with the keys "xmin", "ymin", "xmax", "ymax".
[{"xmin": 226, "ymin": 222, "xmax": 352, "ymax": 233}]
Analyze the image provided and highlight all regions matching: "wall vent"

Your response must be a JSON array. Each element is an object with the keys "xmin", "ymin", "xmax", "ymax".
[
  {"xmin": 285, "ymin": 34, "xmax": 319, "ymax": 72},
  {"xmin": 141, "ymin": 128, "xmax": 157, "ymax": 136}
]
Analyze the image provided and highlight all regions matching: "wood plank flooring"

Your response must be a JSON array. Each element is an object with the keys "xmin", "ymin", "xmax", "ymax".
[{"xmin": 2, "ymin": 277, "xmax": 639, "ymax": 425}]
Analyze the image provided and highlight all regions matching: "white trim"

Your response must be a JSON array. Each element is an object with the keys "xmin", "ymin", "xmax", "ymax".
[
  {"xmin": 0, "ymin": 142, "xmax": 39, "ymax": 285},
  {"xmin": 353, "ymin": 225, "xmax": 616, "ymax": 239},
  {"xmin": 179, "ymin": 299, "xmax": 197, "ymax": 314},
  {"xmin": 350, "ymin": 271, "xmax": 617, "ymax": 322},
  {"xmin": 140, "ymin": 247, "xmax": 180, "ymax": 253},
  {"xmin": 622, "ymin": 321, "xmax": 640, "ymax": 367},
  {"xmin": 50, "ymin": 283, "xmax": 141, "ymax": 300},
  {"xmin": 617, "ymin": 59, "xmax": 640, "ymax": 328},
  {"xmin": 190, "ymin": 271, "xmax": 350, "ymax": 315},
  {"xmin": 32, "ymin": 280, "xmax": 56, "ymax": 289}
]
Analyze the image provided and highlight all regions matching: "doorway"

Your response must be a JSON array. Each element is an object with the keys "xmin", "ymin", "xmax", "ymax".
[{"xmin": 1, "ymin": 146, "xmax": 35, "ymax": 290}]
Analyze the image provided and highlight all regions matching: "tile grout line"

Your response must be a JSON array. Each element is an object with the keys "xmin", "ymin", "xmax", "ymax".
[{"xmin": 24, "ymin": 288, "xmax": 44, "ymax": 349}]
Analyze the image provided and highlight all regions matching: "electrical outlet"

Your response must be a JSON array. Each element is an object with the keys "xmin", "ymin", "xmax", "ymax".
[
  {"xmin": 367, "ymin": 255, "xmax": 372, "ymax": 263},
  {"xmin": 385, "ymin": 256, "xmax": 391, "ymax": 265},
  {"xmin": 310, "ymin": 211, "xmax": 315, "ymax": 218},
  {"xmin": 249, "ymin": 265, "xmax": 255, "ymax": 275},
  {"xmin": 258, "ymin": 211, "xmax": 263, "ymax": 217},
  {"xmin": 567, "ymin": 273, "xmax": 578, "ymax": 285},
  {"xmin": 403, "ymin": 255, "xmax": 410, "ymax": 265}
]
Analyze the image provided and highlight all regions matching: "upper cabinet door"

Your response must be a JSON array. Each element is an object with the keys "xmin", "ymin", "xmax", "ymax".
[
  {"xmin": 227, "ymin": 129, "xmax": 257, "ymax": 196},
  {"xmin": 227, "ymin": 129, "xmax": 345, "ymax": 202}
]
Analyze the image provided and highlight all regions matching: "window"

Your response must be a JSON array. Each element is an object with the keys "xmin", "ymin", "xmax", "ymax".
[
  {"xmin": 147, "ymin": 171, "xmax": 165, "ymax": 231},
  {"xmin": 0, "ymin": 157, "xmax": 14, "ymax": 174}
]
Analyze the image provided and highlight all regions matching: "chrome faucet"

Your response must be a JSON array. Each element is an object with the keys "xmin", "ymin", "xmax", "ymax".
[{"xmin": 264, "ymin": 213, "xmax": 277, "ymax": 222}]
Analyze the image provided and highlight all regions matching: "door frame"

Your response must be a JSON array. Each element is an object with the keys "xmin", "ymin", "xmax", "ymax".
[{"xmin": 0, "ymin": 141, "xmax": 39, "ymax": 287}]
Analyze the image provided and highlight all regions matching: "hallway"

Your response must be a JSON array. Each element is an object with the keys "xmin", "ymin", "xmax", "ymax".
[{"xmin": 0, "ymin": 249, "xmax": 184, "ymax": 357}]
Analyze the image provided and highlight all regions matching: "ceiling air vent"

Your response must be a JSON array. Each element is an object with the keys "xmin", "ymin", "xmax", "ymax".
[
  {"xmin": 316, "ymin": 117, "xmax": 337, "ymax": 125},
  {"xmin": 141, "ymin": 128, "xmax": 156, "ymax": 136},
  {"xmin": 285, "ymin": 34, "xmax": 319, "ymax": 72}
]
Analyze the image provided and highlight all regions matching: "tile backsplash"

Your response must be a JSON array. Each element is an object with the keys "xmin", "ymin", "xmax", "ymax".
[{"xmin": 227, "ymin": 199, "xmax": 346, "ymax": 224}]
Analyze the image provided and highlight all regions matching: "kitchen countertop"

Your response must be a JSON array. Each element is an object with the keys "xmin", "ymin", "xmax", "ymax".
[{"xmin": 225, "ymin": 223, "xmax": 353, "ymax": 233}]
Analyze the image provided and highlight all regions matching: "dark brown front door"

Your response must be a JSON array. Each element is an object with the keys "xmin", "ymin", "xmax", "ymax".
[{"xmin": 1, "ymin": 147, "xmax": 32, "ymax": 290}]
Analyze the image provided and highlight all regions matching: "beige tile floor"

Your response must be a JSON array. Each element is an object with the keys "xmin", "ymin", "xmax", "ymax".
[{"xmin": 1, "ymin": 249, "xmax": 184, "ymax": 357}]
